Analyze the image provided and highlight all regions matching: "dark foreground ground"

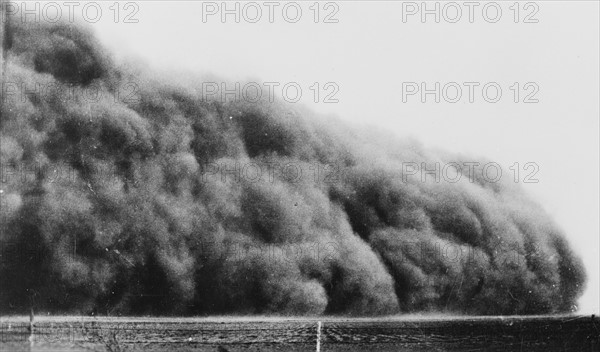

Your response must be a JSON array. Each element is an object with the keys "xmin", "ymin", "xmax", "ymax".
[{"xmin": 0, "ymin": 315, "xmax": 598, "ymax": 351}]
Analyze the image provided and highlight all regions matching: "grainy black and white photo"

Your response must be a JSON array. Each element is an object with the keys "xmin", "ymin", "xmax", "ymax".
[{"xmin": 0, "ymin": 1, "xmax": 598, "ymax": 351}]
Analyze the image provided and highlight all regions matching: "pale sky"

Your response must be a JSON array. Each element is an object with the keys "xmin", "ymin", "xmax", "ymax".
[{"xmin": 75, "ymin": 1, "xmax": 600, "ymax": 313}]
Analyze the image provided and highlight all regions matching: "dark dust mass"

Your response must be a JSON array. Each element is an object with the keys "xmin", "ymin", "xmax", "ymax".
[{"xmin": 0, "ymin": 18, "xmax": 586, "ymax": 316}]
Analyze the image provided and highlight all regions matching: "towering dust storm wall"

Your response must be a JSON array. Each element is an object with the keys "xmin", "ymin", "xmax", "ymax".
[{"xmin": 0, "ymin": 20, "xmax": 585, "ymax": 315}]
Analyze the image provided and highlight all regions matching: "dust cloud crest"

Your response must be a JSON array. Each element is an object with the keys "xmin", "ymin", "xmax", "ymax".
[{"xmin": 0, "ymin": 20, "xmax": 585, "ymax": 315}]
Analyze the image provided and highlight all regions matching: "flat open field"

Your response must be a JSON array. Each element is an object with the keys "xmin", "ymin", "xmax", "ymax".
[{"xmin": 0, "ymin": 315, "xmax": 598, "ymax": 351}]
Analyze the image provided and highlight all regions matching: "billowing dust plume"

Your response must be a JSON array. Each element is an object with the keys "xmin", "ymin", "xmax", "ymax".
[{"xmin": 0, "ymin": 19, "xmax": 585, "ymax": 315}]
